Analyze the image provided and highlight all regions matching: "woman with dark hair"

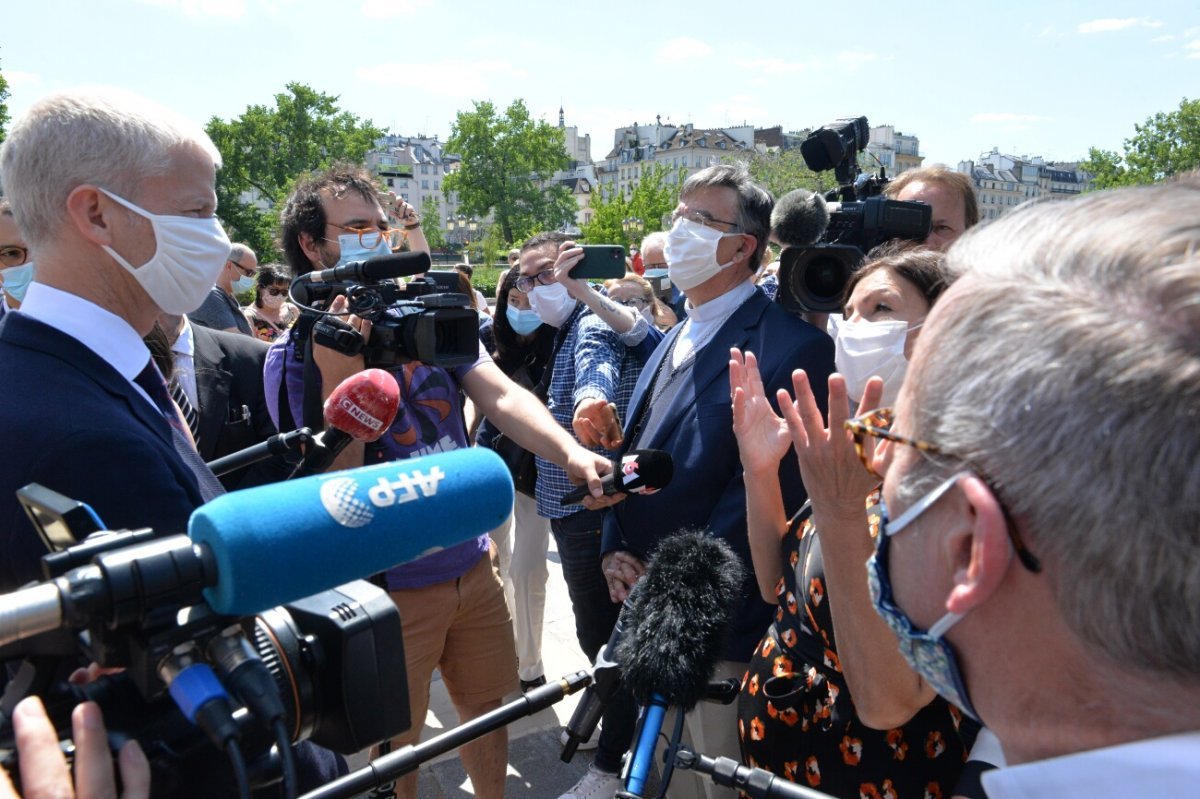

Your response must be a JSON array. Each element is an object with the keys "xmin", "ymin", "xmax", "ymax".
[
  {"xmin": 477, "ymin": 268, "xmax": 558, "ymax": 692},
  {"xmin": 731, "ymin": 247, "xmax": 980, "ymax": 799},
  {"xmin": 243, "ymin": 263, "xmax": 298, "ymax": 343}
]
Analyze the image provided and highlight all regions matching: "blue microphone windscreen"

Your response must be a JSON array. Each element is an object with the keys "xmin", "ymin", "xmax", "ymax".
[{"xmin": 189, "ymin": 448, "xmax": 514, "ymax": 615}]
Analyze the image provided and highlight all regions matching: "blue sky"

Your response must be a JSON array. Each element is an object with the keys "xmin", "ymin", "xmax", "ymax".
[{"xmin": 3, "ymin": 1, "xmax": 1198, "ymax": 168}]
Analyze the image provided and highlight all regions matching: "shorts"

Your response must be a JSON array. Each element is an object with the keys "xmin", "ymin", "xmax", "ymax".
[{"xmin": 388, "ymin": 545, "xmax": 519, "ymax": 743}]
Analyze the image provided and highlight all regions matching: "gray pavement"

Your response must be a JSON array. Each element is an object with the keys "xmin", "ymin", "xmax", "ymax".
[{"xmin": 345, "ymin": 534, "xmax": 601, "ymax": 798}]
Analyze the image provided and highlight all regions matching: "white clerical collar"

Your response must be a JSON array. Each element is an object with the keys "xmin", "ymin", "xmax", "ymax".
[
  {"xmin": 684, "ymin": 278, "xmax": 756, "ymax": 324},
  {"xmin": 18, "ymin": 282, "xmax": 150, "ymax": 382}
]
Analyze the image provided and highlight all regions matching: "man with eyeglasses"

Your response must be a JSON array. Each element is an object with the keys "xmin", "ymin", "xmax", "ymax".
[
  {"xmin": 266, "ymin": 164, "xmax": 614, "ymax": 799},
  {"xmin": 864, "ymin": 177, "xmax": 1200, "ymax": 797},
  {"xmin": 0, "ymin": 199, "xmax": 33, "ymax": 318},
  {"xmin": 599, "ymin": 165, "xmax": 835, "ymax": 799},
  {"xmin": 188, "ymin": 241, "xmax": 257, "ymax": 335}
]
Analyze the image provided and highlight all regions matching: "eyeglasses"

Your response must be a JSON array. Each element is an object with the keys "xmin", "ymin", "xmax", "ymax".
[
  {"xmin": 0, "ymin": 246, "xmax": 29, "ymax": 267},
  {"xmin": 613, "ymin": 297, "xmax": 647, "ymax": 309},
  {"xmin": 264, "ymin": 287, "xmax": 289, "ymax": 297},
  {"xmin": 515, "ymin": 269, "xmax": 556, "ymax": 293},
  {"xmin": 668, "ymin": 209, "xmax": 742, "ymax": 232},
  {"xmin": 328, "ymin": 222, "xmax": 403, "ymax": 251},
  {"xmin": 229, "ymin": 259, "xmax": 255, "ymax": 279},
  {"xmin": 845, "ymin": 407, "xmax": 1042, "ymax": 573}
]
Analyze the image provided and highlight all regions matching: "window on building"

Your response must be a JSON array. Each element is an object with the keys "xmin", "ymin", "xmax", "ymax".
[
  {"xmin": 422, "ymin": 180, "xmax": 429, "ymax": 189},
  {"xmin": 399, "ymin": 180, "xmax": 408, "ymax": 188},
  {"xmin": 421, "ymin": 165, "xmax": 429, "ymax": 175},
  {"xmin": 386, "ymin": 178, "xmax": 393, "ymax": 187},
  {"xmin": 433, "ymin": 181, "xmax": 439, "ymax": 190}
]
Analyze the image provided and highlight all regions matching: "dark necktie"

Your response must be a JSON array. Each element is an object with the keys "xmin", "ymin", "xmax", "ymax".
[
  {"xmin": 133, "ymin": 360, "xmax": 224, "ymax": 502},
  {"xmin": 170, "ymin": 378, "xmax": 202, "ymax": 448}
]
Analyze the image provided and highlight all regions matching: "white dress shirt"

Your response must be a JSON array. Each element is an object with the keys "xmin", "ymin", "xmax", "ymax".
[
  {"xmin": 672, "ymin": 279, "xmax": 756, "ymax": 369},
  {"xmin": 170, "ymin": 316, "xmax": 200, "ymax": 408},
  {"xmin": 982, "ymin": 731, "xmax": 1200, "ymax": 798},
  {"xmin": 19, "ymin": 283, "xmax": 157, "ymax": 411}
]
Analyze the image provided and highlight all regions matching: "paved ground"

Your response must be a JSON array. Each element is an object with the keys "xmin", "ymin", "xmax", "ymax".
[{"xmin": 343, "ymin": 535, "xmax": 605, "ymax": 798}]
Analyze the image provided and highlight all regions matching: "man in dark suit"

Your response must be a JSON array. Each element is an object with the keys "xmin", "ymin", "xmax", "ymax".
[
  {"xmin": 596, "ymin": 165, "xmax": 835, "ymax": 799},
  {"xmin": 0, "ymin": 88, "xmax": 346, "ymax": 796},
  {"xmin": 158, "ymin": 313, "xmax": 293, "ymax": 490}
]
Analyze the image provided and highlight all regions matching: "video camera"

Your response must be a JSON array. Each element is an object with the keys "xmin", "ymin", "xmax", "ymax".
[
  {"xmin": 290, "ymin": 251, "xmax": 480, "ymax": 369},
  {"xmin": 0, "ymin": 486, "xmax": 409, "ymax": 798},
  {"xmin": 776, "ymin": 116, "xmax": 932, "ymax": 313}
]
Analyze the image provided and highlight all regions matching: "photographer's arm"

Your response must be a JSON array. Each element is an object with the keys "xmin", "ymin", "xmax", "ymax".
[
  {"xmin": 394, "ymin": 200, "xmax": 430, "ymax": 257},
  {"xmin": 3, "ymin": 697, "xmax": 150, "ymax": 799},
  {"xmin": 551, "ymin": 242, "xmax": 646, "ymax": 342},
  {"xmin": 461, "ymin": 362, "xmax": 617, "ymax": 507},
  {"xmin": 312, "ymin": 295, "xmax": 371, "ymax": 472}
]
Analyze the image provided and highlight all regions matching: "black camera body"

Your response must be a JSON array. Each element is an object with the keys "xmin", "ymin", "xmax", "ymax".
[
  {"xmin": 294, "ymin": 268, "xmax": 480, "ymax": 369},
  {"xmin": 778, "ymin": 117, "xmax": 932, "ymax": 313},
  {"xmin": 0, "ymin": 507, "xmax": 410, "ymax": 797}
]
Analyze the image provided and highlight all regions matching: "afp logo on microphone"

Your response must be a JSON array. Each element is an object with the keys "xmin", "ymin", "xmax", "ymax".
[{"xmin": 319, "ymin": 464, "xmax": 446, "ymax": 528}]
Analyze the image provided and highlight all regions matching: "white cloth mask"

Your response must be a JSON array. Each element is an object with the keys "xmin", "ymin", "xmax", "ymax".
[
  {"xmin": 835, "ymin": 318, "xmax": 921, "ymax": 406},
  {"xmin": 100, "ymin": 188, "xmax": 231, "ymax": 315},
  {"xmin": 664, "ymin": 217, "xmax": 738, "ymax": 291},
  {"xmin": 528, "ymin": 281, "xmax": 577, "ymax": 327}
]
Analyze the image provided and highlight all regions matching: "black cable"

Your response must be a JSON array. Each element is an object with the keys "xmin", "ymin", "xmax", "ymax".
[
  {"xmin": 274, "ymin": 717, "xmax": 298, "ymax": 799},
  {"xmin": 225, "ymin": 737, "xmax": 252, "ymax": 799}
]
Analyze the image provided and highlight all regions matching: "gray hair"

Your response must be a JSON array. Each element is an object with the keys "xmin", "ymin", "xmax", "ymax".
[
  {"xmin": 0, "ymin": 88, "xmax": 221, "ymax": 249},
  {"xmin": 896, "ymin": 175, "xmax": 1200, "ymax": 679},
  {"xmin": 228, "ymin": 242, "xmax": 255, "ymax": 264},
  {"xmin": 640, "ymin": 231, "xmax": 667, "ymax": 252},
  {"xmin": 680, "ymin": 164, "xmax": 774, "ymax": 273}
]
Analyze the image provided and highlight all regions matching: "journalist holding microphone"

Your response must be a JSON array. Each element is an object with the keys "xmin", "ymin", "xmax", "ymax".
[{"xmin": 264, "ymin": 163, "xmax": 614, "ymax": 799}]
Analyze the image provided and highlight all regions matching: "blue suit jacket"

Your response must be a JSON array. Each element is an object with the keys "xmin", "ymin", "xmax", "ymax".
[
  {"xmin": 602, "ymin": 288, "xmax": 835, "ymax": 661},
  {"xmin": 0, "ymin": 313, "xmax": 205, "ymax": 590}
]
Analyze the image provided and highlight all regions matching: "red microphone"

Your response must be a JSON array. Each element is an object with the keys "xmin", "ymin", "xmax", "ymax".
[{"xmin": 291, "ymin": 369, "xmax": 401, "ymax": 478}]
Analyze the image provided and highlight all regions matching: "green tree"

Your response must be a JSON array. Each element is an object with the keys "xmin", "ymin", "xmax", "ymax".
[
  {"xmin": 1081, "ymin": 97, "xmax": 1200, "ymax": 189},
  {"xmin": 205, "ymin": 83, "xmax": 384, "ymax": 260},
  {"xmin": 444, "ymin": 99, "xmax": 576, "ymax": 245},
  {"xmin": 581, "ymin": 163, "xmax": 682, "ymax": 247},
  {"xmin": 0, "ymin": 60, "xmax": 11, "ymax": 144},
  {"xmin": 419, "ymin": 195, "xmax": 447, "ymax": 252},
  {"xmin": 736, "ymin": 149, "xmax": 838, "ymax": 198}
]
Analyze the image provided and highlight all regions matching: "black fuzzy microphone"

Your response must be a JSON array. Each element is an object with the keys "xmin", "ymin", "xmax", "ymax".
[
  {"xmin": 770, "ymin": 189, "xmax": 830, "ymax": 248},
  {"xmin": 615, "ymin": 530, "xmax": 745, "ymax": 797}
]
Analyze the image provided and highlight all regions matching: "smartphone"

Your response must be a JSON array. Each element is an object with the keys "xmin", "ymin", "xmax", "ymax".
[{"xmin": 570, "ymin": 245, "xmax": 627, "ymax": 280}]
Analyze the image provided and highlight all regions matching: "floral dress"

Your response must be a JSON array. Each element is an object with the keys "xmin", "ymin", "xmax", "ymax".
[{"xmin": 737, "ymin": 501, "xmax": 977, "ymax": 799}]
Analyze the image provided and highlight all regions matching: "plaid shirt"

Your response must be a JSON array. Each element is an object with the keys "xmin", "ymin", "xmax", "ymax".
[{"xmin": 535, "ymin": 302, "xmax": 641, "ymax": 519}]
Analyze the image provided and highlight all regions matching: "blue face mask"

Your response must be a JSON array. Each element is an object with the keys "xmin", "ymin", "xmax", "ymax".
[
  {"xmin": 867, "ymin": 472, "xmax": 981, "ymax": 721},
  {"xmin": 506, "ymin": 305, "xmax": 543, "ymax": 336},
  {"xmin": 233, "ymin": 274, "xmax": 255, "ymax": 293},
  {"xmin": 1, "ymin": 262, "xmax": 35, "ymax": 304},
  {"xmin": 332, "ymin": 232, "xmax": 392, "ymax": 267}
]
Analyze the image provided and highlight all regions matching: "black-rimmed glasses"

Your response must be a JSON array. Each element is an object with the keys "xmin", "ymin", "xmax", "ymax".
[{"xmin": 515, "ymin": 269, "xmax": 556, "ymax": 293}]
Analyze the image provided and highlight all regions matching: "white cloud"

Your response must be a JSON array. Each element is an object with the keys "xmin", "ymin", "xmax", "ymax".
[
  {"xmin": 1151, "ymin": 34, "xmax": 1175, "ymax": 43},
  {"xmin": 361, "ymin": 0, "xmax": 432, "ymax": 18},
  {"xmin": 355, "ymin": 60, "xmax": 528, "ymax": 98},
  {"xmin": 736, "ymin": 57, "xmax": 808, "ymax": 76},
  {"xmin": 1037, "ymin": 25, "xmax": 1055, "ymax": 38},
  {"xmin": 136, "ymin": 0, "xmax": 245, "ymax": 18},
  {"xmin": 834, "ymin": 49, "xmax": 881, "ymax": 69},
  {"xmin": 655, "ymin": 37, "xmax": 713, "ymax": 63},
  {"xmin": 1077, "ymin": 17, "xmax": 1162, "ymax": 34},
  {"xmin": 1187, "ymin": 40, "xmax": 1200, "ymax": 58}
]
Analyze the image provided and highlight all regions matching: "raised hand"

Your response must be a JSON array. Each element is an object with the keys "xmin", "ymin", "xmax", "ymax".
[{"xmin": 730, "ymin": 348, "xmax": 791, "ymax": 477}]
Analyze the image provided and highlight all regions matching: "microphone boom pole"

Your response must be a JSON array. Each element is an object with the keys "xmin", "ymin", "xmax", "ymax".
[{"xmin": 299, "ymin": 672, "xmax": 593, "ymax": 799}]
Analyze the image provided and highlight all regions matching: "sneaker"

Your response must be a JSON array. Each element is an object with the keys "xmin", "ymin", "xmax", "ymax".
[
  {"xmin": 520, "ymin": 674, "xmax": 547, "ymax": 692},
  {"xmin": 557, "ymin": 763, "xmax": 621, "ymax": 799},
  {"xmin": 560, "ymin": 723, "xmax": 601, "ymax": 751}
]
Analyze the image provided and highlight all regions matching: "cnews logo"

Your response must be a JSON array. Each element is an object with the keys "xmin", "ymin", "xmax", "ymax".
[{"xmin": 319, "ymin": 477, "xmax": 375, "ymax": 528}]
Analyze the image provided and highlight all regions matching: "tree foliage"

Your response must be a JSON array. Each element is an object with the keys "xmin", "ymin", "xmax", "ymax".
[
  {"xmin": 1081, "ymin": 97, "xmax": 1200, "ymax": 189},
  {"xmin": 736, "ymin": 149, "xmax": 838, "ymax": 198},
  {"xmin": 205, "ymin": 83, "xmax": 384, "ymax": 260},
  {"xmin": 0, "ymin": 60, "xmax": 10, "ymax": 145},
  {"xmin": 419, "ymin": 195, "xmax": 447, "ymax": 252},
  {"xmin": 444, "ymin": 99, "xmax": 576, "ymax": 245},
  {"xmin": 581, "ymin": 163, "xmax": 682, "ymax": 248}
]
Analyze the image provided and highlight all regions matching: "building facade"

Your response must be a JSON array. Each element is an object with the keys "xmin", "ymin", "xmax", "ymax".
[
  {"xmin": 959, "ymin": 148, "xmax": 1093, "ymax": 221},
  {"xmin": 866, "ymin": 125, "xmax": 924, "ymax": 176}
]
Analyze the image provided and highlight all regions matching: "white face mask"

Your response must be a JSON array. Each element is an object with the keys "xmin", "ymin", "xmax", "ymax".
[
  {"xmin": 262, "ymin": 292, "xmax": 285, "ymax": 309},
  {"xmin": 100, "ymin": 188, "xmax": 231, "ymax": 315},
  {"xmin": 527, "ymin": 281, "xmax": 577, "ymax": 327},
  {"xmin": 664, "ymin": 217, "xmax": 739, "ymax": 291},
  {"xmin": 835, "ymin": 318, "xmax": 921, "ymax": 406}
]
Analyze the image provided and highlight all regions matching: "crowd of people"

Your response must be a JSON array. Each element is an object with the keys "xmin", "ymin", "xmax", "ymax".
[{"xmin": 0, "ymin": 86, "xmax": 1197, "ymax": 799}]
